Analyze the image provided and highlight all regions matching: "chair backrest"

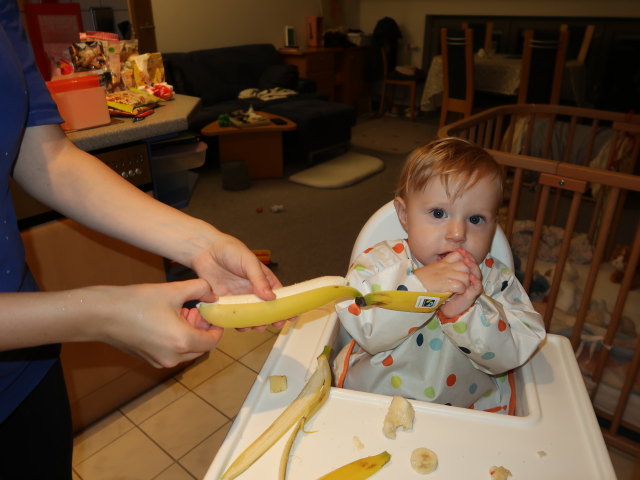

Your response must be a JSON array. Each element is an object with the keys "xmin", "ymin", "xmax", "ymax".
[
  {"xmin": 461, "ymin": 21, "xmax": 494, "ymax": 52},
  {"xmin": 517, "ymin": 28, "xmax": 569, "ymax": 105},
  {"xmin": 560, "ymin": 24, "xmax": 595, "ymax": 62},
  {"xmin": 350, "ymin": 200, "xmax": 514, "ymax": 269},
  {"xmin": 441, "ymin": 28, "xmax": 475, "ymax": 102}
]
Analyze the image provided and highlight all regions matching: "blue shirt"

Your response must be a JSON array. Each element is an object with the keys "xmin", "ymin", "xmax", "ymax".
[{"xmin": 1, "ymin": 0, "xmax": 64, "ymax": 422}]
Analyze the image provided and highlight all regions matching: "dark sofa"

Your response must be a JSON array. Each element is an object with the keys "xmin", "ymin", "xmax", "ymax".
[{"xmin": 162, "ymin": 44, "xmax": 356, "ymax": 163}]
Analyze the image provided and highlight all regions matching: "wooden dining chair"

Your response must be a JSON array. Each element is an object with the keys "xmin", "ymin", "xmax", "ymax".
[
  {"xmin": 377, "ymin": 46, "xmax": 422, "ymax": 120},
  {"xmin": 517, "ymin": 28, "xmax": 569, "ymax": 105},
  {"xmin": 440, "ymin": 27, "xmax": 474, "ymax": 127},
  {"xmin": 461, "ymin": 21, "xmax": 494, "ymax": 52},
  {"xmin": 560, "ymin": 24, "xmax": 595, "ymax": 62}
]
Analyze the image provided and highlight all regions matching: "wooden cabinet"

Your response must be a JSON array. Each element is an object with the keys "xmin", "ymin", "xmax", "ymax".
[{"xmin": 279, "ymin": 47, "xmax": 367, "ymax": 111}]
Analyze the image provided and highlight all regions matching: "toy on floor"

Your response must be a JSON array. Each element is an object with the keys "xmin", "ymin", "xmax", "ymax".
[{"xmin": 252, "ymin": 249, "xmax": 277, "ymax": 266}]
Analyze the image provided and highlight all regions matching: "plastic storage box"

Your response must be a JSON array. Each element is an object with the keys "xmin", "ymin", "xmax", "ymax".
[{"xmin": 46, "ymin": 75, "xmax": 110, "ymax": 131}]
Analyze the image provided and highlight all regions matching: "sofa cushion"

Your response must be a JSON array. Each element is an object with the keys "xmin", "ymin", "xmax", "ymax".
[
  {"xmin": 164, "ymin": 44, "xmax": 284, "ymax": 106},
  {"xmin": 258, "ymin": 64, "xmax": 299, "ymax": 90}
]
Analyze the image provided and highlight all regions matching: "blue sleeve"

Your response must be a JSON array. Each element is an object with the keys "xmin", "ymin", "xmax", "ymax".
[{"xmin": 0, "ymin": 0, "xmax": 63, "ymax": 126}]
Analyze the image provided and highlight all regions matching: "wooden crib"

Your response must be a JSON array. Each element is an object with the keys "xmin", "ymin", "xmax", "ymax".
[{"xmin": 439, "ymin": 104, "xmax": 640, "ymax": 458}]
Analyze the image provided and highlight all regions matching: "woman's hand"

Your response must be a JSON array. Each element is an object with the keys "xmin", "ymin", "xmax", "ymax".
[
  {"xmin": 189, "ymin": 232, "xmax": 291, "ymax": 331},
  {"xmin": 190, "ymin": 232, "xmax": 281, "ymax": 301},
  {"xmin": 94, "ymin": 279, "xmax": 224, "ymax": 368}
]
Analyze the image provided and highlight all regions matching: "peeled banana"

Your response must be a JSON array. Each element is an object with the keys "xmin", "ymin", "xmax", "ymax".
[
  {"xmin": 315, "ymin": 451, "xmax": 391, "ymax": 480},
  {"xmin": 410, "ymin": 447, "xmax": 438, "ymax": 475},
  {"xmin": 198, "ymin": 276, "xmax": 362, "ymax": 328},
  {"xmin": 364, "ymin": 290, "xmax": 451, "ymax": 313},
  {"xmin": 382, "ymin": 395, "xmax": 415, "ymax": 439}
]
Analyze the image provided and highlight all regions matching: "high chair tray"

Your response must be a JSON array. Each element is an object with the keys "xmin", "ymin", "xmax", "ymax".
[{"xmin": 204, "ymin": 307, "xmax": 615, "ymax": 479}]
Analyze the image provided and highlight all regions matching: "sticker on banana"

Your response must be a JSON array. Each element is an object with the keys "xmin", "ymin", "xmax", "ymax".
[
  {"xmin": 220, "ymin": 346, "xmax": 333, "ymax": 480},
  {"xmin": 198, "ymin": 276, "xmax": 362, "ymax": 328},
  {"xmin": 363, "ymin": 290, "xmax": 451, "ymax": 313}
]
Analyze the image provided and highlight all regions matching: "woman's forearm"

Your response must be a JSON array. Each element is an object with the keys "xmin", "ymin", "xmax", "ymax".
[
  {"xmin": 13, "ymin": 124, "xmax": 220, "ymax": 269},
  {"xmin": 0, "ymin": 280, "xmax": 223, "ymax": 368}
]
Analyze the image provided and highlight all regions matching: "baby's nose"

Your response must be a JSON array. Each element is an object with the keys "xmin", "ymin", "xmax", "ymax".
[{"xmin": 446, "ymin": 220, "xmax": 466, "ymax": 242}]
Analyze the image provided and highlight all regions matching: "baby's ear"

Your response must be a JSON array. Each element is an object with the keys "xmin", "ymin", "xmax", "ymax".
[{"xmin": 393, "ymin": 197, "xmax": 408, "ymax": 231}]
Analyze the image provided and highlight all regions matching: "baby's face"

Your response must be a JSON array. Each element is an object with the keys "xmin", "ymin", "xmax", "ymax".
[{"xmin": 395, "ymin": 174, "xmax": 501, "ymax": 265}]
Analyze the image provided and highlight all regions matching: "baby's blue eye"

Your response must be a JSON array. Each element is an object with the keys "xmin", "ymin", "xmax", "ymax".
[
  {"xmin": 469, "ymin": 215, "xmax": 484, "ymax": 225},
  {"xmin": 430, "ymin": 208, "xmax": 445, "ymax": 219}
]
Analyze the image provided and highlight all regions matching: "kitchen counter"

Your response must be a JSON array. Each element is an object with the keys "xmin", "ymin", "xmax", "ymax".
[{"xmin": 67, "ymin": 93, "xmax": 201, "ymax": 151}]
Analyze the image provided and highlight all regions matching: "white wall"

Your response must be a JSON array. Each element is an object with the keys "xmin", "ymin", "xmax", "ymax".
[
  {"xmin": 357, "ymin": 0, "xmax": 640, "ymax": 66},
  {"xmin": 152, "ymin": 0, "xmax": 322, "ymax": 53},
  {"xmin": 150, "ymin": 0, "xmax": 640, "ymax": 64}
]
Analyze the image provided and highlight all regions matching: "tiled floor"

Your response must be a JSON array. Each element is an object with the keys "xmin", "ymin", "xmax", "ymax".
[{"xmin": 72, "ymin": 326, "xmax": 280, "ymax": 480}]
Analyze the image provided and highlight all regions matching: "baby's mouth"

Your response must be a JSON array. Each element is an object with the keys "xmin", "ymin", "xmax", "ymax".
[{"xmin": 437, "ymin": 251, "xmax": 452, "ymax": 261}]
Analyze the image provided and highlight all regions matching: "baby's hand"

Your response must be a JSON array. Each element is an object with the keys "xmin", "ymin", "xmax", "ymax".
[
  {"xmin": 413, "ymin": 250, "xmax": 471, "ymax": 295},
  {"xmin": 439, "ymin": 248, "xmax": 483, "ymax": 318}
]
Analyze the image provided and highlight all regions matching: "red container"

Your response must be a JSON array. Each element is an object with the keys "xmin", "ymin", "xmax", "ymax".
[{"xmin": 46, "ymin": 75, "xmax": 111, "ymax": 131}]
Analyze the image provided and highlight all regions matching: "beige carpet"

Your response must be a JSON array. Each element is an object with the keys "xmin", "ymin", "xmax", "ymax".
[
  {"xmin": 288, "ymin": 151, "xmax": 384, "ymax": 188},
  {"xmin": 350, "ymin": 115, "xmax": 439, "ymax": 154}
]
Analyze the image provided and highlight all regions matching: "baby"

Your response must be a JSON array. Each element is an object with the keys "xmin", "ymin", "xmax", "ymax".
[{"xmin": 334, "ymin": 137, "xmax": 546, "ymax": 414}]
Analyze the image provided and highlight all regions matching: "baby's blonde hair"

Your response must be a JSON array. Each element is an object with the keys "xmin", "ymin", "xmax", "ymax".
[{"xmin": 396, "ymin": 137, "xmax": 503, "ymax": 201}]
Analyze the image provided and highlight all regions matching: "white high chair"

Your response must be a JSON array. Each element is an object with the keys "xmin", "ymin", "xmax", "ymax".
[{"xmin": 204, "ymin": 203, "xmax": 615, "ymax": 480}]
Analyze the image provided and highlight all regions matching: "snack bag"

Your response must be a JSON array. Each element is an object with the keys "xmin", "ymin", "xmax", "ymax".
[
  {"xmin": 106, "ymin": 89, "xmax": 162, "ymax": 115},
  {"xmin": 140, "ymin": 82, "xmax": 174, "ymax": 100},
  {"xmin": 70, "ymin": 41, "xmax": 114, "ymax": 90},
  {"xmin": 69, "ymin": 41, "xmax": 107, "ymax": 72}
]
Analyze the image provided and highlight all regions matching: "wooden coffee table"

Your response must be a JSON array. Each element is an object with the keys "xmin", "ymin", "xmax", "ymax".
[{"xmin": 201, "ymin": 112, "xmax": 297, "ymax": 178}]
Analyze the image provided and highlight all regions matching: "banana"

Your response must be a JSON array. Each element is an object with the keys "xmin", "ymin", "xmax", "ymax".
[
  {"xmin": 382, "ymin": 395, "xmax": 415, "ymax": 439},
  {"xmin": 198, "ymin": 276, "xmax": 361, "ymax": 328},
  {"xmin": 364, "ymin": 290, "xmax": 451, "ymax": 313},
  {"xmin": 410, "ymin": 447, "xmax": 438, "ymax": 475},
  {"xmin": 221, "ymin": 347, "xmax": 332, "ymax": 480},
  {"xmin": 315, "ymin": 451, "xmax": 391, "ymax": 480},
  {"xmin": 489, "ymin": 465, "xmax": 512, "ymax": 480}
]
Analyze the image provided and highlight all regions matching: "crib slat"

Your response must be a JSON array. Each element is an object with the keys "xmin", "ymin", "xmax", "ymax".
[
  {"xmin": 492, "ymin": 114, "xmax": 505, "ymax": 150},
  {"xmin": 593, "ymin": 222, "xmax": 640, "ymax": 409},
  {"xmin": 523, "ymin": 114, "xmax": 536, "ymax": 156},
  {"xmin": 609, "ymin": 337, "xmax": 640, "ymax": 437},
  {"xmin": 573, "ymin": 187, "xmax": 620, "ymax": 349},
  {"xmin": 537, "ymin": 175, "xmax": 586, "ymax": 329},
  {"xmin": 542, "ymin": 114, "xmax": 556, "ymax": 159},
  {"xmin": 583, "ymin": 118, "xmax": 600, "ymax": 165},
  {"xmin": 562, "ymin": 115, "xmax": 579, "ymax": 164},
  {"xmin": 523, "ymin": 184, "xmax": 550, "ymax": 292}
]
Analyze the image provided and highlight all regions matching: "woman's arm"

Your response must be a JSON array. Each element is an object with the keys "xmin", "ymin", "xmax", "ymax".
[
  {"xmin": 0, "ymin": 279, "xmax": 222, "ymax": 368},
  {"xmin": 12, "ymin": 124, "xmax": 280, "ymax": 300}
]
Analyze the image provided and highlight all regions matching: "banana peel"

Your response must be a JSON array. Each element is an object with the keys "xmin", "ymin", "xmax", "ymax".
[
  {"xmin": 364, "ymin": 290, "xmax": 451, "ymax": 313},
  {"xmin": 198, "ymin": 275, "xmax": 452, "ymax": 329},
  {"xmin": 315, "ymin": 451, "xmax": 391, "ymax": 480},
  {"xmin": 221, "ymin": 346, "xmax": 333, "ymax": 480}
]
